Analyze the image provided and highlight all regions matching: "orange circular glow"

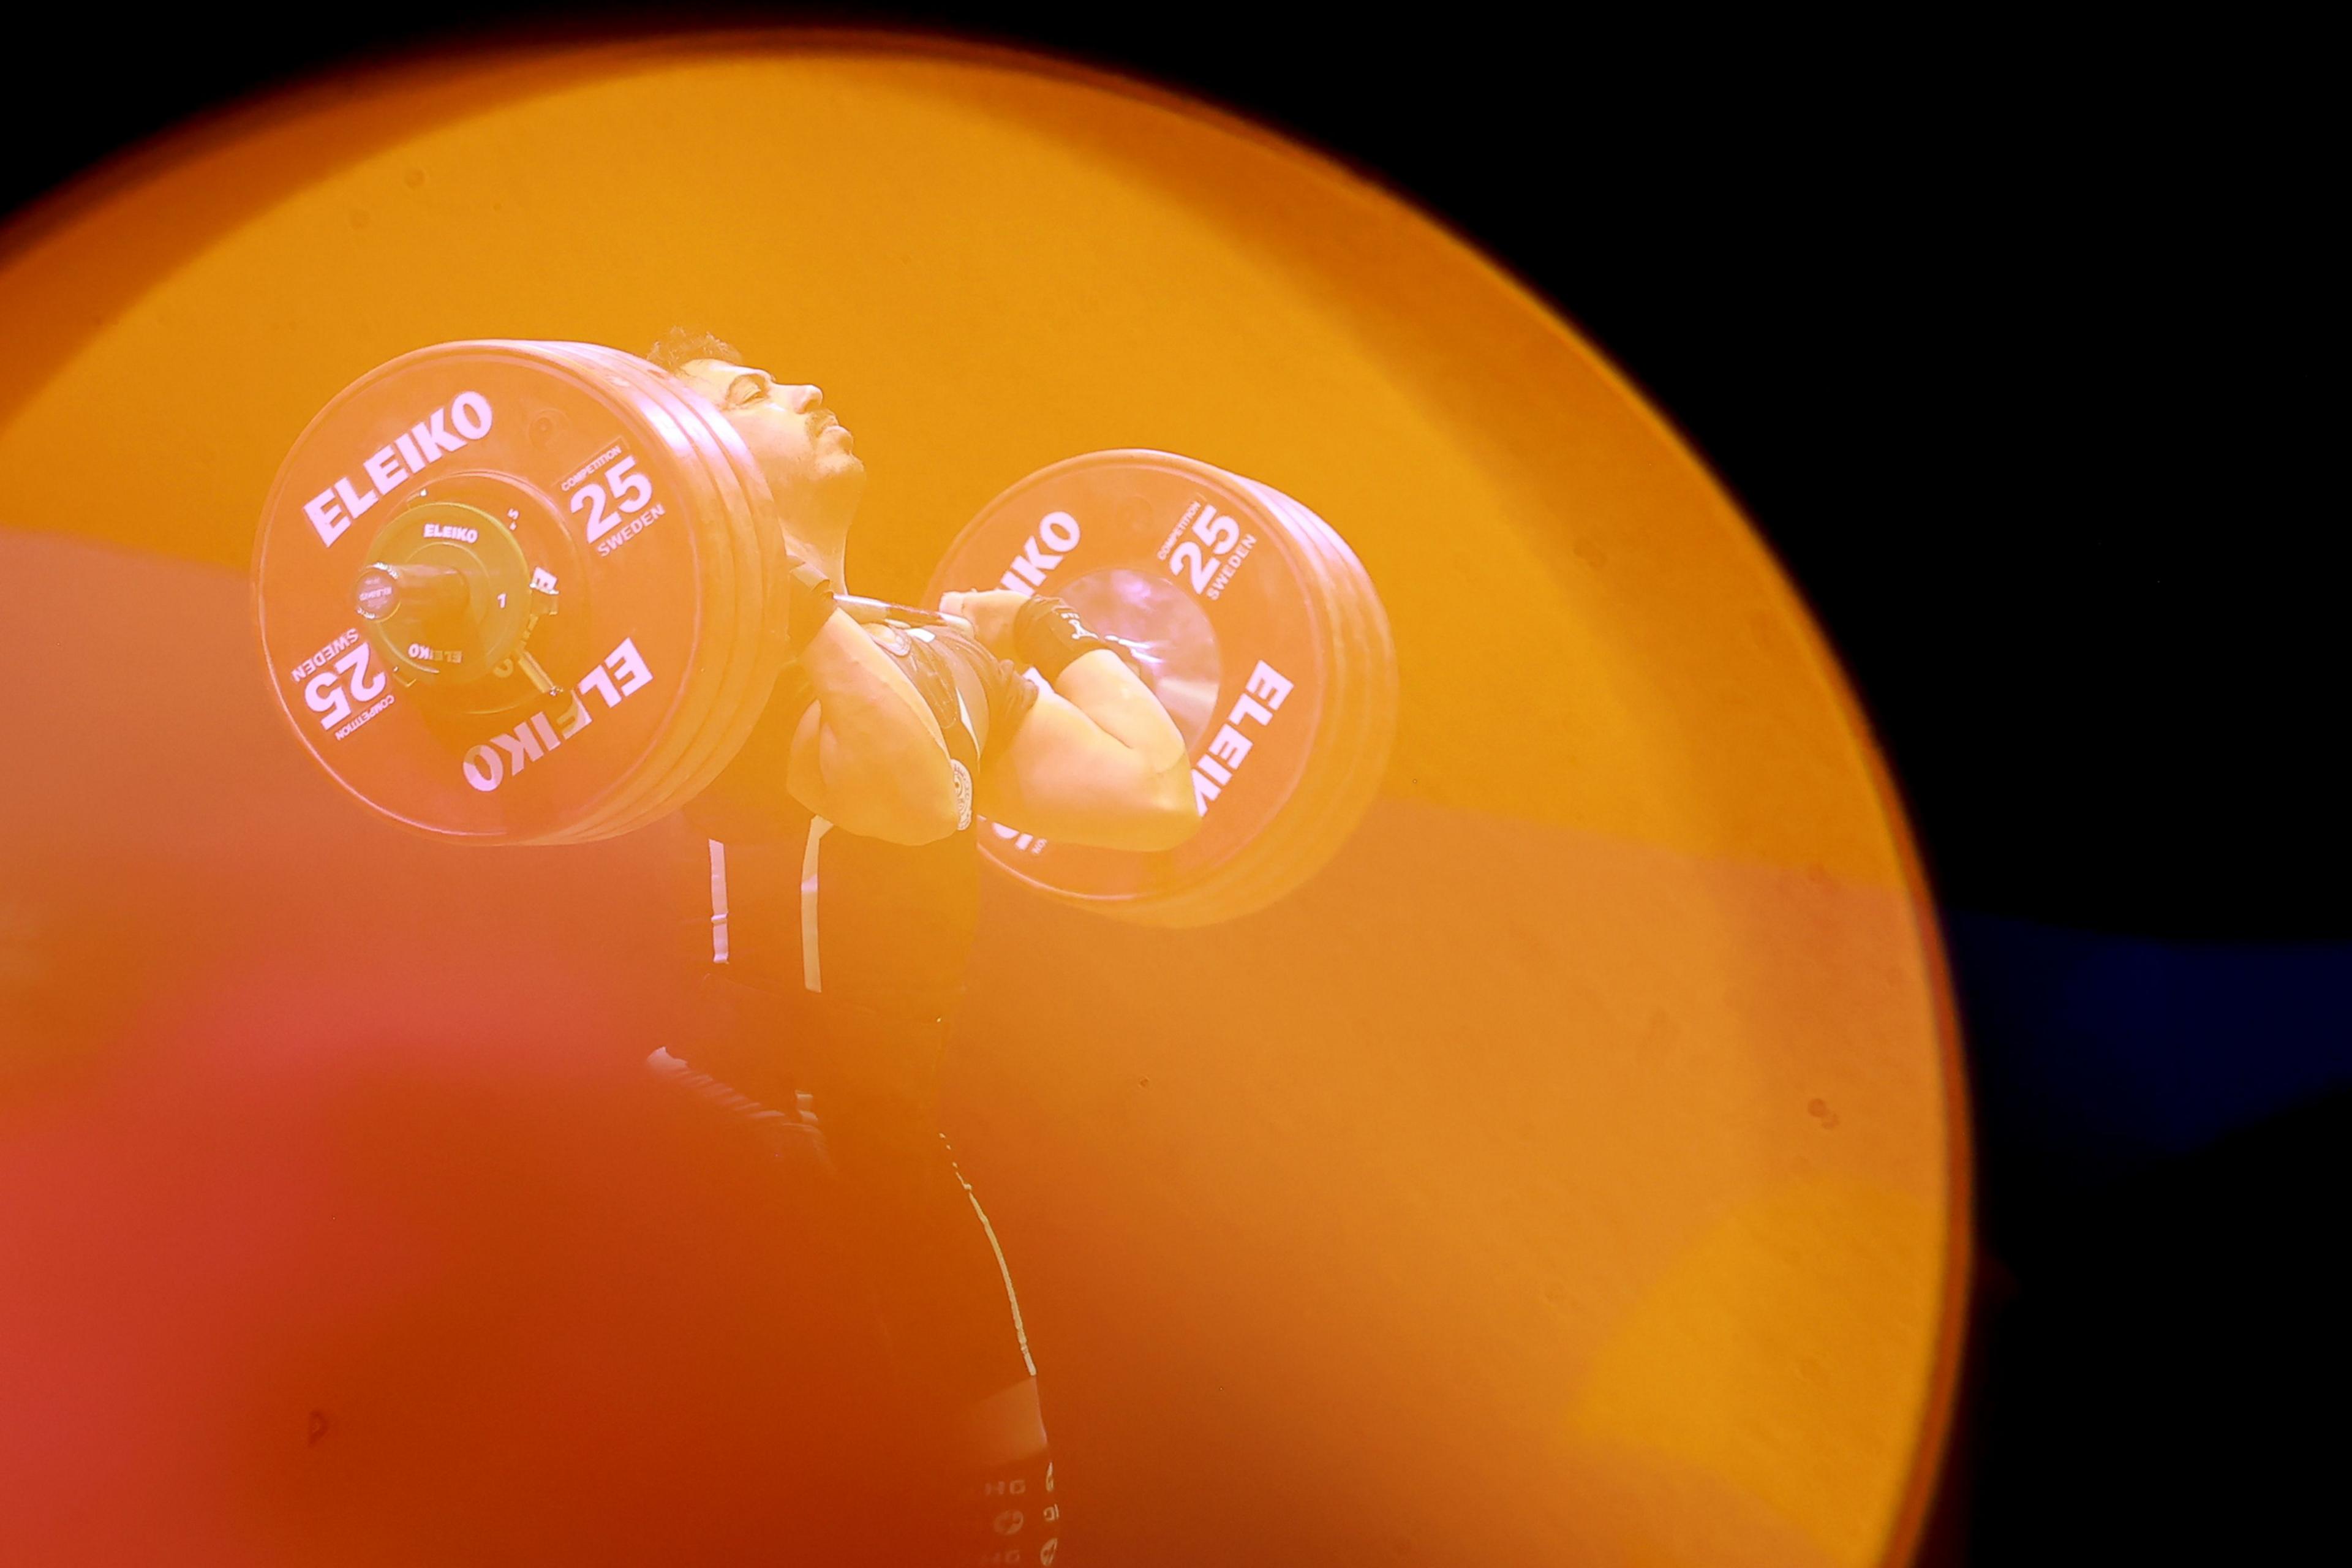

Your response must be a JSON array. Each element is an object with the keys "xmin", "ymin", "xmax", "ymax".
[{"xmin": 0, "ymin": 34, "xmax": 1966, "ymax": 1567}]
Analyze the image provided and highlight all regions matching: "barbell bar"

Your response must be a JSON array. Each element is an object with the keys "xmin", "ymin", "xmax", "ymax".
[{"xmin": 253, "ymin": 341, "xmax": 1395, "ymax": 924}]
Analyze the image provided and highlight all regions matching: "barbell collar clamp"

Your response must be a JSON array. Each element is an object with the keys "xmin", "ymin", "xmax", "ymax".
[{"xmin": 355, "ymin": 560, "xmax": 471, "ymax": 624}]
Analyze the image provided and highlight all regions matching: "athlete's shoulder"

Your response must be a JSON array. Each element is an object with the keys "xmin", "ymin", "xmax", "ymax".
[
  {"xmin": 858, "ymin": 617, "xmax": 921, "ymax": 658},
  {"xmin": 907, "ymin": 620, "xmax": 994, "ymax": 665},
  {"xmin": 862, "ymin": 617, "xmax": 993, "ymax": 680},
  {"xmin": 913, "ymin": 623, "xmax": 1039, "ymax": 754}
]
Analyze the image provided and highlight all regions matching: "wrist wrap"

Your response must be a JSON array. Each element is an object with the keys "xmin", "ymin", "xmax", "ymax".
[
  {"xmin": 783, "ymin": 557, "xmax": 839, "ymax": 656},
  {"xmin": 1013, "ymin": 595, "xmax": 1120, "ymax": 679}
]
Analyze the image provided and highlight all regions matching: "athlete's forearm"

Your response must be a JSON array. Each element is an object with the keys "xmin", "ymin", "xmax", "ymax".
[
  {"xmin": 801, "ymin": 610, "xmax": 944, "ymax": 747},
  {"xmin": 796, "ymin": 611, "xmax": 958, "ymax": 834},
  {"xmin": 1047, "ymin": 649, "xmax": 1191, "ymax": 775}
]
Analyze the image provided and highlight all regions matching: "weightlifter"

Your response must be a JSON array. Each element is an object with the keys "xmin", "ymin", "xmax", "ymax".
[{"xmin": 639, "ymin": 330, "xmax": 1198, "ymax": 1562}]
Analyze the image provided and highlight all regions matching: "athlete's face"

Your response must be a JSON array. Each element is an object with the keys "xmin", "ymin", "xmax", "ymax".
[{"xmin": 676, "ymin": 358, "xmax": 866, "ymax": 526}]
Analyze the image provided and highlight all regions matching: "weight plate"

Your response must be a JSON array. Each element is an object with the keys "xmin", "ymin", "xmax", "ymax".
[
  {"xmin": 254, "ymin": 342, "xmax": 728, "ymax": 843},
  {"xmin": 515, "ymin": 346, "xmax": 736, "ymax": 840},
  {"xmin": 926, "ymin": 449, "xmax": 1352, "ymax": 923},
  {"xmin": 1149, "ymin": 473, "xmax": 1381, "ymax": 924},
  {"xmin": 1213, "ymin": 476, "xmax": 1400, "ymax": 922},
  {"xmin": 524, "ymin": 344, "xmax": 767, "ymax": 841},
  {"xmin": 587, "ymin": 347, "xmax": 797, "ymax": 829}
]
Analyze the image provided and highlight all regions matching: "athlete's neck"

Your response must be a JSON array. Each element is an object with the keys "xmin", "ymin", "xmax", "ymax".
[
  {"xmin": 785, "ymin": 526, "xmax": 849, "ymax": 589},
  {"xmin": 767, "ymin": 456, "xmax": 864, "ymax": 589}
]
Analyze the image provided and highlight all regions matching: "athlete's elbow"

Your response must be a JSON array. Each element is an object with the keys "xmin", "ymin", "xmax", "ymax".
[
  {"xmin": 1130, "ymin": 805, "xmax": 1201, "ymax": 851},
  {"xmin": 873, "ymin": 778, "xmax": 963, "ymax": 844},
  {"xmin": 1127, "ymin": 766, "xmax": 1202, "ymax": 850}
]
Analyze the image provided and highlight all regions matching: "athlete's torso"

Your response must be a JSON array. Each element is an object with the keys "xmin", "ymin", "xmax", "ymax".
[
  {"xmin": 649, "ymin": 627, "xmax": 1061, "ymax": 1561},
  {"xmin": 673, "ymin": 619, "xmax": 1036, "ymax": 1026}
]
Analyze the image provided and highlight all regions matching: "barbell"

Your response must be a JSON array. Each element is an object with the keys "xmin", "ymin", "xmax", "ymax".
[{"xmin": 254, "ymin": 341, "xmax": 1396, "ymax": 925}]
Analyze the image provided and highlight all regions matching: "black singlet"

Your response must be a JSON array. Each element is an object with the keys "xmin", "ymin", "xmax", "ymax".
[
  {"xmin": 658, "ymin": 619, "xmax": 1065, "ymax": 1564},
  {"xmin": 674, "ymin": 619, "xmax": 1039, "ymax": 1032}
]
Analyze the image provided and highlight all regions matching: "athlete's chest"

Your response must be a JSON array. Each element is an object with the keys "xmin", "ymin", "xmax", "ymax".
[
  {"xmin": 865, "ymin": 623, "xmax": 994, "ymax": 762},
  {"xmin": 866, "ymin": 625, "xmax": 986, "ymax": 834}
]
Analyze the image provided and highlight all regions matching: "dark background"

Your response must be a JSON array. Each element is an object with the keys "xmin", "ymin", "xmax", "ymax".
[{"xmin": 4, "ymin": 9, "xmax": 2335, "ymax": 1559}]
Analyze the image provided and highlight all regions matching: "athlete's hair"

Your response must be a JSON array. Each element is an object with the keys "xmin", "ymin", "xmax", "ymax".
[{"xmin": 648, "ymin": 327, "xmax": 744, "ymax": 372}]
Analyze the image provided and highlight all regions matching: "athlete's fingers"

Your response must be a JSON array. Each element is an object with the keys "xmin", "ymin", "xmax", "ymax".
[{"xmin": 940, "ymin": 590, "xmax": 1022, "ymax": 656}]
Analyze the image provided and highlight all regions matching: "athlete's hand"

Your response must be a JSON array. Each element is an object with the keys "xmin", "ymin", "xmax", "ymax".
[
  {"xmin": 937, "ymin": 589, "xmax": 1028, "ymax": 660},
  {"xmin": 781, "ymin": 551, "xmax": 840, "ymax": 656}
]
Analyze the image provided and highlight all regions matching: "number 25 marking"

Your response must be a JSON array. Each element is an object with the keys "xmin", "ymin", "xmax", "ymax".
[
  {"xmin": 571, "ymin": 453, "xmax": 655, "ymax": 543},
  {"xmin": 304, "ymin": 641, "xmax": 386, "ymax": 729},
  {"xmin": 1170, "ymin": 508, "xmax": 1241, "ymax": 595}
]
